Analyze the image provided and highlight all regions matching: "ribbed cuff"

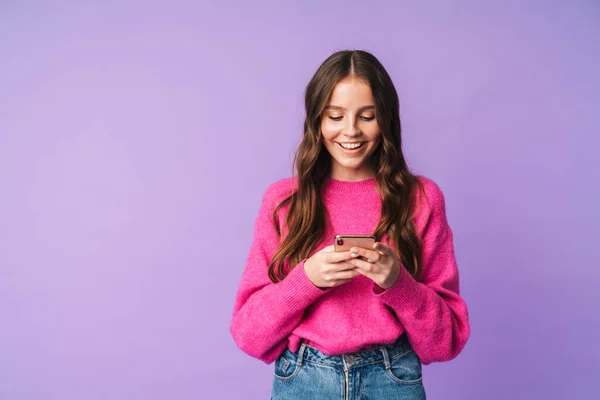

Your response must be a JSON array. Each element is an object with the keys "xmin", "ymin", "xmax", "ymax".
[
  {"xmin": 373, "ymin": 265, "xmax": 424, "ymax": 311},
  {"xmin": 280, "ymin": 260, "xmax": 330, "ymax": 312}
]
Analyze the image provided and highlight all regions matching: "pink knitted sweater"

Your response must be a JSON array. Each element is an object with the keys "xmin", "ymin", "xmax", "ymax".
[{"xmin": 230, "ymin": 176, "xmax": 470, "ymax": 365}]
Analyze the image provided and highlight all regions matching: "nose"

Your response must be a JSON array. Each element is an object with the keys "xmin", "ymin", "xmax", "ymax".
[{"xmin": 342, "ymin": 117, "xmax": 361, "ymax": 137}]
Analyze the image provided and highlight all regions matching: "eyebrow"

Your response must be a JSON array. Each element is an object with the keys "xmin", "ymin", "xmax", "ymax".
[{"xmin": 324, "ymin": 105, "xmax": 375, "ymax": 112}]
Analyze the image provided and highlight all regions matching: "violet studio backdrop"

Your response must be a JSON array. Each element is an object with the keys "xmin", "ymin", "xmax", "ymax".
[{"xmin": 0, "ymin": 1, "xmax": 598, "ymax": 399}]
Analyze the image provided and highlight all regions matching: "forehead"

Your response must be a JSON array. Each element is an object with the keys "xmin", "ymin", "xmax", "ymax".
[{"xmin": 327, "ymin": 78, "xmax": 374, "ymax": 108}]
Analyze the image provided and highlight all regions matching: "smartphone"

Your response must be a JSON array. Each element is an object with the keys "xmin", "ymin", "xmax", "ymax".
[{"xmin": 334, "ymin": 234, "xmax": 376, "ymax": 253}]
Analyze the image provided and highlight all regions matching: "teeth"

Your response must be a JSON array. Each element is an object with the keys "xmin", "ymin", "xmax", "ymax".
[{"xmin": 340, "ymin": 142, "xmax": 363, "ymax": 149}]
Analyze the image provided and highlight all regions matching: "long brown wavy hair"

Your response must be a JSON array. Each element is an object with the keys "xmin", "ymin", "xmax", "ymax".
[{"xmin": 268, "ymin": 50, "xmax": 425, "ymax": 283}]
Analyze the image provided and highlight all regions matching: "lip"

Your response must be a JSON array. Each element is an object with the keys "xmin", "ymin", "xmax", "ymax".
[{"xmin": 336, "ymin": 142, "xmax": 366, "ymax": 154}]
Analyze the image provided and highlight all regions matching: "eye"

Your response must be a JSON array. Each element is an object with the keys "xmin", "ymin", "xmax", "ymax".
[
  {"xmin": 360, "ymin": 116, "xmax": 375, "ymax": 121},
  {"xmin": 328, "ymin": 116, "xmax": 343, "ymax": 121}
]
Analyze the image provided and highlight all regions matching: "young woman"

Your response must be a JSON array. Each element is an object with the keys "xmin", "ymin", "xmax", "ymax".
[{"xmin": 230, "ymin": 50, "xmax": 470, "ymax": 399}]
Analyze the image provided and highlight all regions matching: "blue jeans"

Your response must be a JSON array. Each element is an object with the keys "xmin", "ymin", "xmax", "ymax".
[{"xmin": 271, "ymin": 335, "xmax": 426, "ymax": 399}]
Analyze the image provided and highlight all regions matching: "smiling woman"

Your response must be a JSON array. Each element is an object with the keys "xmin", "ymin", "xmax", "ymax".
[
  {"xmin": 321, "ymin": 81, "xmax": 381, "ymax": 181},
  {"xmin": 230, "ymin": 50, "xmax": 470, "ymax": 400}
]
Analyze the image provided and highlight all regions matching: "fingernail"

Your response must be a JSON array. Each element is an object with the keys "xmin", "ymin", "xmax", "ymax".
[
  {"xmin": 350, "ymin": 247, "xmax": 358, "ymax": 253},
  {"xmin": 351, "ymin": 252, "xmax": 358, "ymax": 257}
]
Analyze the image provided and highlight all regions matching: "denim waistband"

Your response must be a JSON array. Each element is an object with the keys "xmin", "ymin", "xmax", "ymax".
[{"xmin": 287, "ymin": 335, "xmax": 413, "ymax": 370}]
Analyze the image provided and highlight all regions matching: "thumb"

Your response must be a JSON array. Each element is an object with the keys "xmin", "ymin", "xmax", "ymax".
[
  {"xmin": 374, "ymin": 242, "xmax": 393, "ymax": 256},
  {"xmin": 320, "ymin": 245, "xmax": 335, "ymax": 253}
]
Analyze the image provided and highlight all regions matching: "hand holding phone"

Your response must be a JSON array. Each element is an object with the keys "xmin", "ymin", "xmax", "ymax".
[{"xmin": 303, "ymin": 243, "xmax": 361, "ymax": 289}]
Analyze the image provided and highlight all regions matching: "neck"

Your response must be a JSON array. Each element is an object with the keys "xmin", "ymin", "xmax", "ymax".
[{"xmin": 329, "ymin": 166, "xmax": 375, "ymax": 182}]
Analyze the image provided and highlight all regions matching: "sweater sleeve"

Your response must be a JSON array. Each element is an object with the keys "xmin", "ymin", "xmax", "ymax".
[
  {"xmin": 374, "ymin": 179, "xmax": 470, "ymax": 365},
  {"xmin": 230, "ymin": 182, "xmax": 329, "ymax": 364}
]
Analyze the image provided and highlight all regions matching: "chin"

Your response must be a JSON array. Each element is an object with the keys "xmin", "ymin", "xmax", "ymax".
[{"xmin": 336, "ymin": 160, "xmax": 366, "ymax": 170}]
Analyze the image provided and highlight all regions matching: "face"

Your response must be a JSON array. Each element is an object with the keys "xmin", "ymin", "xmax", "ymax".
[{"xmin": 320, "ymin": 77, "xmax": 381, "ymax": 181}]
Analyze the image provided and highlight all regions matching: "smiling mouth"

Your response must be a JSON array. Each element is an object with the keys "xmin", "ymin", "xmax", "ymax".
[{"xmin": 337, "ymin": 142, "xmax": 365, "ymax": 150}]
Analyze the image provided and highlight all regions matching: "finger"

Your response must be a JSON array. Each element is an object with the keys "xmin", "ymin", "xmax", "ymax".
[
  {"xmin": 352, "ymin": 266, "xmax": 368, "ymax": 277},
  {"xmin": 319, "ymin": 245, "xmax": 335, "ymax": 253},
  {"xmin": 324, "ymin": 261, "xmax": 358, "ymax": 273},
  {"xmin": 330, "ymin": 269, "xmax": 361, "ymax": 281},
  {"xmin": 327, "ymin": 251, "xmax": 354, "ymax": 264},
  {"xmin": 374, "ymin": 242, "xmax": 394, "ymax": 256},
  {"xmin": 331, "ymin": 277, "xmax": 356, "ymax": 286},
  {"xmin": 349, "ymin": 246, "xmax": 381, "ymax": 263},
  {"xmin": 348, "ymin": 258, "xmax": 376, "ymax": 273}
]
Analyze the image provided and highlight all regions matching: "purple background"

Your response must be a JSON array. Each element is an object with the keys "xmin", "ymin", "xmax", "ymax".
[{"xmin": 1, "ymin": 1, "xmax": 598, "ymax": 399}]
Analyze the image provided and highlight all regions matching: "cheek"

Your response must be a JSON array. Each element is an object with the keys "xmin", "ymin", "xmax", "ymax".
[
  {"xmin": 372, "ymin": 131, "xmax": 382, "ymax": 143},
  {"xmin": 362, "ymin": 122, "xmax": 381, "ymax": 139},
  {"xmin": 320, "ymin": 121, "xmax": 339, "ymax": 141}
]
